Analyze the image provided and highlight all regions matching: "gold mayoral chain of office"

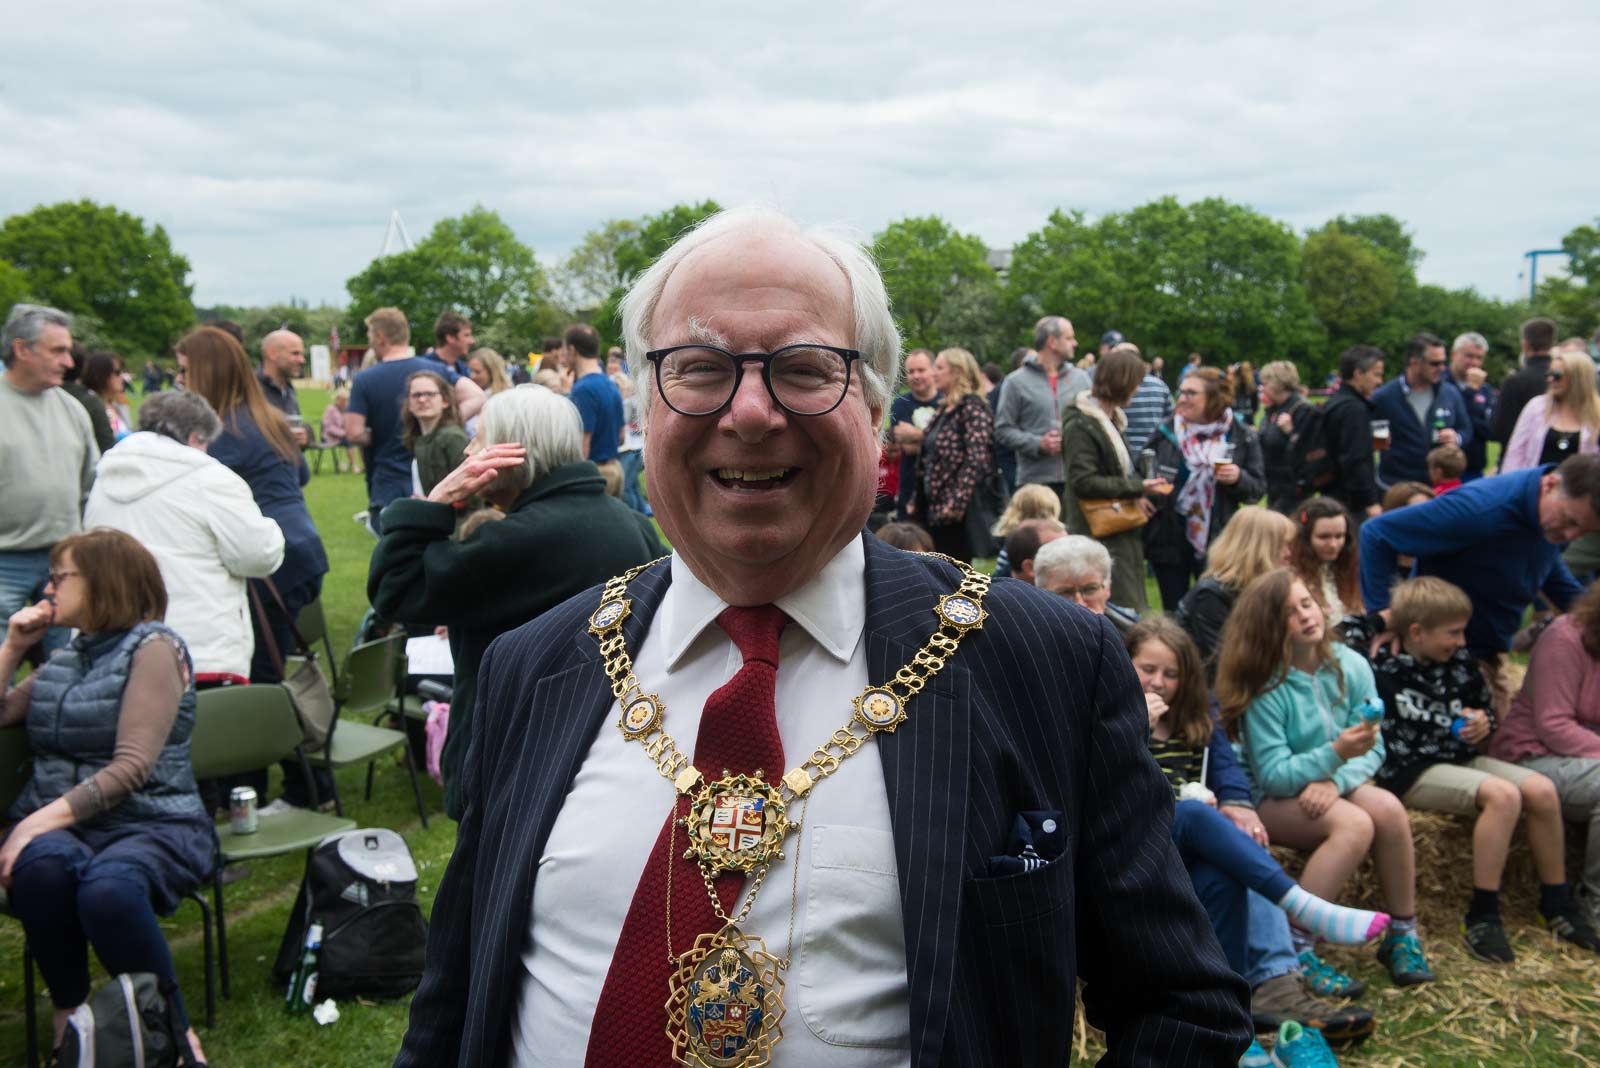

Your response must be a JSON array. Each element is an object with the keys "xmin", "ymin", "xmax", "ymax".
[{"xmin": 586, "ymin": 555, "xmax": 991, "ymax": 1068}]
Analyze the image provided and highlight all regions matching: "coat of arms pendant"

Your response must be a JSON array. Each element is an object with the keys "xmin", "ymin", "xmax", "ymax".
[{"xmin": 665, "ymin": 924, "xmax": 785, "ymax": 1067}]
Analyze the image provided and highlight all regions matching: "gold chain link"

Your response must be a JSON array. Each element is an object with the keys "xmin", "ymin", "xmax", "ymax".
[{"xmin": 597, "ymin": 552, "xmax": 988, "ymax": 931}]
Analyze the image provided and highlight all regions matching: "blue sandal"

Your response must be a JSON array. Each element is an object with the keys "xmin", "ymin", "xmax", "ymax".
[{"xmin": 1297, "ymin": 949, "xmax": 1367, "ymax": 999}]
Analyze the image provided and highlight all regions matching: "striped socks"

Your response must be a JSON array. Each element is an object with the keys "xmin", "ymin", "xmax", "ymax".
[{"xmin": 1279, "ymin": 884, "xmax": 1391, "ymax": 944}]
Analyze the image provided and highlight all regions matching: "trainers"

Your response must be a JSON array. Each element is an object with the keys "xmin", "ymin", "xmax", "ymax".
[
  {"xmin": 1462, "ymin": 917, "xmax": 1515, "ymax": 963},
  {"xmin": 1295, "ymin": 950, "xmax": 1367, "ymax": 1000},
  {"xmin": 1250, "ymin": 973, "xmax": 1375, "ymax": 1048},
  {"xmin": 1240, "ymin": 1037, "xmax": 1274, "ymax": 1067},
  {"xmin": 1376, "ymin": 931, "xmax": 1435, "ymax": 986},
  {"xmin": 1269, "ymin": 1020, "xmax": 1340, "ymax": 1067},
  {"xmin": 1540, "ymin": 908, "xmax": 1600, "ymax": 953}
]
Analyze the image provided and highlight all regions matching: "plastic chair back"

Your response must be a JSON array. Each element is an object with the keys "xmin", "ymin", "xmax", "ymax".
[
  {"xmin": 190, "ymin": 685, "xmax": 306, "ymax": 779},
  {"xmin": 296, "ymin": 598, "xmax": 329, "ymax": 648},
  {"xmin": 0, "ymin": 725, "xmax": 31, "ymax": 814},
  {"xmin": 339, "ymin": 634, "xmax": 405, "ymax": 721}
]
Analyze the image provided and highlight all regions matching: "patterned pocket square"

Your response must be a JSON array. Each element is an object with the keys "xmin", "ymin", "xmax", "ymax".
[{"xmin": 986, "ymin": 809, "xmax": 1065, "ymax": 876}]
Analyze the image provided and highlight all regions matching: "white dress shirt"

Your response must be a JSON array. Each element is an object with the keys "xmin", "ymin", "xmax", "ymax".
[{"xmin": 513, "ymin": 538, "xmax": 912, "ymax": 1065}]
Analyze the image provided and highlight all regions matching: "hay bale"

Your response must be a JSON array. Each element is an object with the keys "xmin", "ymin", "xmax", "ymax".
[{"xmin": 1271, "ymin": 809, "xmax": 1585, "ymax": 932}]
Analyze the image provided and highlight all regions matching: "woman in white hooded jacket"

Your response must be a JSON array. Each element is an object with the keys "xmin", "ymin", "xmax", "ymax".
[{"xmin": 84, "ymin": 391, "xmax": 285, "ymax": 679}]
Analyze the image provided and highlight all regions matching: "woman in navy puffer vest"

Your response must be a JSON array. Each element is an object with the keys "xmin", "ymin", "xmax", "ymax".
[{"xmin": 1, "ymin": 529, "xmax": 211, "ymax": 1065}]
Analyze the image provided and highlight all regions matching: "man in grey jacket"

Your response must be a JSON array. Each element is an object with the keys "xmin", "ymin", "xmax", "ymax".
[{"xmin": 994, "ymin": 315, "xmax": 1090, "ymax": 500}]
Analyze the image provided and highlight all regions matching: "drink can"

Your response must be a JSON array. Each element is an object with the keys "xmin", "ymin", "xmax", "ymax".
[{"xmin": 230, "ymin": 786, "xmax": 259, "ymax": 835}]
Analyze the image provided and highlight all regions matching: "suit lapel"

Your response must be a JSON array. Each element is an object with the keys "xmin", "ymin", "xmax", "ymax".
[
  {"xmin": 863, "ymin": 536, "xmax": 971, "ymax": 1068},
  {"xmin": 477, "ymin": 560, "xmax": 674, "ymax": 1061}
]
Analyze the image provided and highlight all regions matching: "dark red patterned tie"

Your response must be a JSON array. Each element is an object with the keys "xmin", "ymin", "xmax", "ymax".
[{"xmin": 584, "ymin": 604, "xmax": 789, "ymax": 1067}]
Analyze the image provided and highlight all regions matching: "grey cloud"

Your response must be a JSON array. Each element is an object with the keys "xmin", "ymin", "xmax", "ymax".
[{"xmin": 4, "ymin": 0, "xmax": 1597, "ymax": 309}]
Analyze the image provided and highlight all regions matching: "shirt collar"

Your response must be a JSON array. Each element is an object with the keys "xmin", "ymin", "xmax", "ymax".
[{"xmin": 658, "ymin": 536, "xmax": 867, "ymax": 670}]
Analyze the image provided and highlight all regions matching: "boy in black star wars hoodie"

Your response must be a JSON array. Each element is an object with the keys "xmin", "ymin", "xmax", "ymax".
[{"xmin": 1343, "ymin": 578, "xmax": 1599, "ymax": 962}]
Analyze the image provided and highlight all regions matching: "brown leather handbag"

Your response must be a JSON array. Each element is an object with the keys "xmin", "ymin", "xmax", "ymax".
[{"xmin": 1078, "ymin": 497, "xmax": 1148, "ymax": 538}]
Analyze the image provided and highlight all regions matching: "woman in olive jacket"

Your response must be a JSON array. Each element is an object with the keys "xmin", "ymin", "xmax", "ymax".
[
  {"xmin": 1060, "ymin": 347, "xmax": 1168, "ymax": 614},
  {"xmin": 1145, "ymin": 366, "xmax": 1267, "ymax": 612}
]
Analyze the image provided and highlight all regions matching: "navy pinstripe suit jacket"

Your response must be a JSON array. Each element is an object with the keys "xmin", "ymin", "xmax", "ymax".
[{"xmin": 395, "ymin": 534, "xmax": 1251, "ymax": 1066}]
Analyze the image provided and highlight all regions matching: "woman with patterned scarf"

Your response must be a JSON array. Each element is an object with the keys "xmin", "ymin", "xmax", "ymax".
[{"xmin": 1146, "ymin": 366, "xmax": 1266, "ymax": 612}]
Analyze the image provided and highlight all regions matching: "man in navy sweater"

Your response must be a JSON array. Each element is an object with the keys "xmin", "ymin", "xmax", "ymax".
[
  {"xmin": 1370, "ymin": 333, "xmax": 1472, "ymax": 487},
  {"xmin": 1359, "ymin": 455, "xmax": 1600, "ymax": 667}
]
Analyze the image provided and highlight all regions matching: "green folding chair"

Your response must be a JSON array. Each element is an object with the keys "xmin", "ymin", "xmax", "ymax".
[
  {"xmin": 293, "ymin": 597, "xmax": 340, "ymax": 694},
  {"xmin": 321, "ymin": 633, "xmax": 430, "ymax": 828},
  {"xmin": 190, "ymin": 685, "xmax": 354, "ymax": 999}
]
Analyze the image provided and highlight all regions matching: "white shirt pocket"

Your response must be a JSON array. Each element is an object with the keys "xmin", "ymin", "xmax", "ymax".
[{"xmin": 796, "ymin": 824, "xmax": 912, "ymax": 1050}]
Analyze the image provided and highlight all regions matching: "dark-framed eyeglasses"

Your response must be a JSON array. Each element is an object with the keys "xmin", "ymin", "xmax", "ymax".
[
  {"xmin": 408, "ymin": 390, "xmax": 442, "ymax": 400},
  {"xmin": 47, "ymin": 569, "xmax": 81, "ymax": 587},
  {"xmin": 644, "ymin": 343, "xmax": 862, "ymax": 418}
]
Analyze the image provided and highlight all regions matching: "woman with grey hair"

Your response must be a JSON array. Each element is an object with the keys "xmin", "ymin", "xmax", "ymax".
[
  {"xmin": 368, "ymin": 385, "xmax": 664, "ymax": 819},
  {"xmin": 1033, "ymin": 534, "xmax": 1140, "ymax": 634},
  {"xmin": 83, "ymin": 390, "xmax": 286, "ymax": 680}
]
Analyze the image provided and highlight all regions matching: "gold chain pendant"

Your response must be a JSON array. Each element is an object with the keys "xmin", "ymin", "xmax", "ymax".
[
  {"xmin": 682, "ymin": 772, "xmax": 792, "ymax": 875},
  {"xmin": 665, "ymin": 924, "xmax": 785, "ymax": 1067}
]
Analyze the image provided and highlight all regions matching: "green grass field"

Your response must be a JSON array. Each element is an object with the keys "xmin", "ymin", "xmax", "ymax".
[{"xmin": 2, "ymin": 385, "xmax": 1596, "ymax": 1066}]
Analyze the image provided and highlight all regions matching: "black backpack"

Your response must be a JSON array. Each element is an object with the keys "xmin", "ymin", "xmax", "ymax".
[
  {"xmin": 1286, "ymin": 400, "xmax": 1335, "ymax": 498},
  {"xmin": 54, "ymin": 972, "xmax": 200, "ymax": 1068},
  {"xmin": 272, "ymin": 828, "xmax": 428, "ymax": 999}
]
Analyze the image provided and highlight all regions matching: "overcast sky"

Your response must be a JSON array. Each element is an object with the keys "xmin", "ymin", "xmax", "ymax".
[{"xmin": 5, "ymin": 1, "xmax": 1596, "ymax": 309}]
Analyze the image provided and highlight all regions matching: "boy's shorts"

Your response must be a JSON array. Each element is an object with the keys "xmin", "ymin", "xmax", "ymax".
[{"xmin": 1403, "ymin": 757, "xmax": 1540, "ymax": 816}]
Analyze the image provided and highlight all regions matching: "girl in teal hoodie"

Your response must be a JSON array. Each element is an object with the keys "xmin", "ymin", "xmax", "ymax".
[{"xmin": 1218, "ymin": 569, "xmax": 1434, "ymax": 990}]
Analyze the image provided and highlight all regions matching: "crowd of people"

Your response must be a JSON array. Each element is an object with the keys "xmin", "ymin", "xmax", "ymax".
[
  {"xmin": 3, "ymin": 213, "xmax": 1600, "ymax": 1067},
  {"xmin": 877, "ymin": 314, "xmax": 1600, "ymax": 1063}
]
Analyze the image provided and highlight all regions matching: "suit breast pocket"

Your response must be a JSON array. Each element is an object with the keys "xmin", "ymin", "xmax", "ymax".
[
  {"xmin": 963, "ymin": 852, "xmax": 1073, "ymax": 926},
  {"xmin": 796, "ymin": 825, "xmax": 912, "ymax": 1049}
]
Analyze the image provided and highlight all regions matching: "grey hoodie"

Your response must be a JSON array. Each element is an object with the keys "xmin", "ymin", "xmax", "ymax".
[{"xmin": 993, "ymin": 355, "xmax": 1090, "ymax": 485}]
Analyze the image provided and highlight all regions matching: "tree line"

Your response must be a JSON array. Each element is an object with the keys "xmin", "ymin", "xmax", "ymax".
[{"xmin": 4, "ymin": 197, "xmax": 1598, "ymax": 380}]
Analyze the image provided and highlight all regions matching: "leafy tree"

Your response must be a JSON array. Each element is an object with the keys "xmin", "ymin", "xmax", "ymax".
[
  {"xmin": 1325, "ymin": 213, "xmax": 1423, "ymax": 273},
  {"xmin": 0, "ymin": 260, "xmax": 28, "ymax": 315},
  {"xmin": 1005, "ymin": 197, "xmax": 1322, "ymax": 371},
  {"xmin": 554, "ymin": 218, "xmax": 641, "ymax": 313},
  {"xmin": 200, "ymin": 302, "xmax": 346, "ymax": 358},
  {"xmin": 0, "ymin": 199, "xmax": 194, "ymax": 357},
  {"xmin": 1302, "ymin": 225, "xmax": 1399, "ymax": 341},
  {"xmin": 1531, "ymin": 217, "xmax": 1600, "ymax": 341},
  {"xmin": 592, "ymin": 200, "xmax": 722, "ymax": 344},
  {"xmin": 871, "ymin": 216, "xmax": 999, "ymax": 352},
  {"xmin": 345, "ymin": 206, "xmax": 559, "ymax": 345}
]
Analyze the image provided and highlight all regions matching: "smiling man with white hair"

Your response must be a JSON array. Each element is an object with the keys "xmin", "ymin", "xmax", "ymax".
[{"xmin": 396, "ymin": 207, "xmax": 1250, "ymax": 1068}]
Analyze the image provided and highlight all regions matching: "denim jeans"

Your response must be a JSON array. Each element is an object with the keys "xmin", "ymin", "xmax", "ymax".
[
  {"xmin": 0, "ymin": 548, "xmax": 70, "ymax": 658},
  {"xmin": 618, "ymin": 448, "xmax": 650, "ymax": 515},
  {"xmin": 1245, "ymin": 890, "xmax": 1301, "ymax": 988}
]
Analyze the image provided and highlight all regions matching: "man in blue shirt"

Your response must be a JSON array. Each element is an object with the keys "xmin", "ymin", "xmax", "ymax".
[
  {"xmin": 1369, "ymin": 332, "xmax": 1472, "ymax": 487},
  {"xmin": 564, "ymin": 323, "xmax": 624, "ymax": 467},
  {"xmin": 345, "ymin": 307, "xmax": 485, "ymax": 533},
  {"xmin": 420, "ymin": 311, "xmax": 475, "ymax": 380},
  {"xmin": 1359, "ymin": 456, "xmax": 1600, "ymax": 662},
  {"xmin": 1442, "ymin": 331, "xmax": 1495, "ymax": 480}
]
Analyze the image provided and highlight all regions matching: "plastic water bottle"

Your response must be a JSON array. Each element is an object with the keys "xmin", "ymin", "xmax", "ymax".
[
  {"xmin": 1450, "ymin": 716, "xmax": 1469, "ymax": 740},
  {"xmin": 286, "ymin": 923, "xmax": 323, "ymax": 1015}
]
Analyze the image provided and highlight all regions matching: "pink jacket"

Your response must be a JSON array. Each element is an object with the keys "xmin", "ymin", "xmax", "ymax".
[
  {"xmin": 321, "ymin": 404, "xmax": 347, "ymax": 445},
  {"xmin": 1500, "ymin": 394, "xmax": 1598, "ymax": 472},
  {"xmin": 1490, "ymin": 615, "xmax": 1600, "ymax": 762}
]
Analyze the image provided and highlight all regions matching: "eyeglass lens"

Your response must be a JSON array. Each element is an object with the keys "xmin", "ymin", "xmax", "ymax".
[{"xmin": 657, "ymin": 346, "xmax": 850, "ymax": 416}]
